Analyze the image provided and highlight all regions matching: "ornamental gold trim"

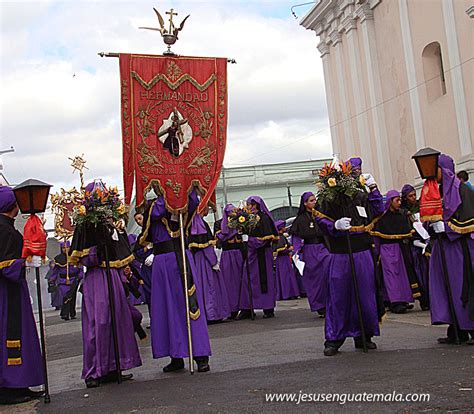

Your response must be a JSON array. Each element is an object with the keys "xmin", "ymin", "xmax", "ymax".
[
  {"xmin": 0, "ymin": 259, "xmax": 16, "ymax": 270},
  {"xmin": 6, "ymin": 340, "xmax": 21, "ymax": 348},
  {"xmin": 447, "ymin": 221, "xmax": 474, "ymax": 234},
  {"xmin": 369, "ymin": 230, "xmax": 414, "ymax": 240},
  {"xmin": 188, "ymin": 240, "xmax": 216, "ymax": 249},
  {"xmin": 131, "ymin": 71, "xmax": 216, "ymax": 92},
  {"xmin": 7, "ymin": 358, "xmax": 22, "ymax": 366}
]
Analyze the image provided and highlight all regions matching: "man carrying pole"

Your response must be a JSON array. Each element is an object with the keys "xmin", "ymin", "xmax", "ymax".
[
  {"xmin": 0, "ymin": 186, "xmax": 44, "ymax": 404},
  {"xmin": 313, "ymin": 157, "xmax": 385, "ymax": 356},
  {"xmin": 69, "ymin": 181, "xmax": 142, "ymax": 388},
  {"xmin": 139, "ymin": 188, "xmax": 211, "ymax": 373},
  {"xmin": 413, "ymin": 151, "xmax": 474, "ymax": 344}
]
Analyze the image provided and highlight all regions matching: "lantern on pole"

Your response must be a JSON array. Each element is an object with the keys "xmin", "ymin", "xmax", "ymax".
[
  {"xmin": 13, "ymin": 178, "xmax": 52, "ymax": 404},
  {"xmin": 412, "ymin": 147, "xmax": 441, "ymax": 179}
]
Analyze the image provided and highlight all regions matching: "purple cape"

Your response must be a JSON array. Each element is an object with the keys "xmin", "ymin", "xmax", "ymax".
[{"xmin": 439, "ymin": 154, "xmax": 462, "ymax": 221}]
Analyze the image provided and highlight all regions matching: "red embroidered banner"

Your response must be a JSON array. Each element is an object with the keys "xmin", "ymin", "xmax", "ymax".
[{"xmin": 119, "ymin": 54, "xmax": 227, "ymax": 212}]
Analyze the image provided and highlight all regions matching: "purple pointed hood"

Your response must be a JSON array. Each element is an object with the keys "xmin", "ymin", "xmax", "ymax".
[
  {"xmin": 190, "ymin": 213, "xmax": 208, "ymax": 235},
  {"xmin": 221, "ymin": 203, "xmax": 237, "ymax": 237},
  {"xmin": 298, "ymin": 192, "xmax": 314, "ymax": 216},
  {"xmin": 384, "ymin": 189, "xmax": 400, "ymax": 212},
  {"xmin": 0, "ymin": 185, "xmax": 17, "ymax": 213},
  {"xmin": 439, "ymin": 154, "xmax": 461, "ymax": 220},
  {"xmin": 246, "ymin": 195, "xmax": 277, "ymax": 231},
  {"xmin": 275, "ymin": 220, "xmax": 286, "ymax": 231}
]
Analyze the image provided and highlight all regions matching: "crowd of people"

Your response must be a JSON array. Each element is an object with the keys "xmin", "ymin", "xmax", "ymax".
[{"xmin": 0, "ymin": 154, "xmax": 472, "ymax": 404}]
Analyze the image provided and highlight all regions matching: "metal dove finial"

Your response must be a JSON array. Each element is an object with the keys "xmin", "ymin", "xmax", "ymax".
[{"xmin": 139, "ymin": 7, "xmax": 190, "ymax": 55}]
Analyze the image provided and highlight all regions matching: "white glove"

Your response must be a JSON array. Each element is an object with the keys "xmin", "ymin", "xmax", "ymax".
[
  {"xmin": 335, "ymin": 217, "xmax": 352, "ymax": 231},
  {"xmin": 413, "ymin": 240, "xmax": 427, "ymax": 250},
  {"xmin": 212, "ymin": 263, "xmax": 220, "ymax": 271},
  {"xmin": 363, "ymin": 173, "xmax": 376, "ymax": 188},
  {"xmin": 430, "ymin": 221, "xmax": 445, "ymax": 234},
  {"xmin": 144, "ymin": 254, "xmax": 155, "ymax": 267},
  {"xmin": 241, "ymin": 234, "xmax": 249, "ymax": 242},
  {"xmin": 26, "ymin": 255, "xmax": 42, "ymax": 268}
]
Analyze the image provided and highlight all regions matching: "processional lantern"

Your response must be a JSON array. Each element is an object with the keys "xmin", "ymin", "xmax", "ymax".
[
  {"xmin": 13, "ymin": 179, "xmax": 52, "ymax": 214},
  {"xmin": 412, "ymin": 147, "xmax": 441, "ymax": 179}
]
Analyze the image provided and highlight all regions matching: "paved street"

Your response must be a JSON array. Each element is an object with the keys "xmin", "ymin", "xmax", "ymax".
[{"xmin": 2, "ymin": 299, "xmax": 473, "ymax": 414}]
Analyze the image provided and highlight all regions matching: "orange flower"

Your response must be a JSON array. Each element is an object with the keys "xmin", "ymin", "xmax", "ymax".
[{"xmin": 340, "ymin": 161, "xmax": 352, "ymax": 176}]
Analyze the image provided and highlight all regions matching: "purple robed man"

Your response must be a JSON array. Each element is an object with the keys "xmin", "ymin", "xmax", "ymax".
[
  {"xmin": 49, "ymin": 241, "xmax": 84, "ymax": 321},
  {"xmin": 189, "ymin": 213, "xmax": 231, "ymax": 322},
  {"xmin": 290, "ymin": 192, "xmax": 331, "ymax": 315},
  {"xmin": 45, "ymin": 260, "xmax": 63, "ymax": 309},
  {"xmin": 372, "ymin": 190, "xmax": 426, "ymax": 314},
  {"xmin": 139, "ymin": 189, "xmax": 211, "ymax": 373},
  {"xmin": 427, "ymin": 154, "xmax": 474, "ymax": 344},
  {"xmin": 0, "ymin": 186, "xmax": 44, "ymax": 405},
  {"xmin": 132, "ymin": 211, "xmax": 153, "ymax": 315},
  {"xmin": 215, "ymin": 204, "xmax": 244, "ymax": 319},
  {"xmin": 401, "ymin": 184, "xmax": 430, "ymax": 309},
  {"xmin": 69, "ymin": 182, "xmax": 142, "ymax": 388},
  {"xmin": 315, "ymin": 158, "xmax": 385, "ymax": 356},
  {"xmin": 273, "ymin": 220, "xmax": 300, "ymax": 300},
  {"xmin": 238, "ymin": 196, "xmax": 279, "ymax": 319},
  {"xmin": 125, "ymin": 234, "xmax": 145, "ymax": 306}
]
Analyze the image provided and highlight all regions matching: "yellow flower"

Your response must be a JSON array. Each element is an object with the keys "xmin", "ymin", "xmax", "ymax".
[
  {"xmin": 328, "ymin": 178, "xmax": 337, "ymax": 187},
  {"xmin": 359, "ymin": 175, "xmax": 366, "ymax": 186},
  {"xmin": 79, "ymin": 205, "xmax": 86, "ymax": 215},
  {"xmin": 117, "ymin": 204, "xmax": 126, "ymax": 215},
  {"xmin": 238, "ymin": 216, "xmax": 246, "ymax": 223}
]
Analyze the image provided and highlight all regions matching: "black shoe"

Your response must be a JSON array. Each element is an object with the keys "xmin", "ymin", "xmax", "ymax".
[
  {"xmin": 467, "ymin": 339, "xmax": 474, "ymax": 345},
  {"xmin": 263, "ymin": 312, "xmax": 275, "ymax": 319},
  {"xmin": 354, "ymin": 335, "xmax": 377, "ymax": 349},
  {"xmin": 323, "ymin": 347, "xmax": 339, "ymax": 356},
  {"xmin": 316, "ymin": 309, "xmax": 326, "ymax": 318},
  {"xmin": 71, "ymin": 315, "xmax": 77, "ymax": 320},
  {"xmin": 437, "ymin": 336, "xmax": 467, "ymax": 345},
  {"xmin": 229, "ymin": 312, "xmax": 239, "ymax": 320},
  {"xmin": 25, "ymin": 389, "xmax": 45, "ymax": 399},
  {"xmin": 197, "ymin": 362, "xmax": 210, "ymax": 373},
  {"xmin": 390, "ymin": 303, "xmax": 407, "ymax": 314},
  {"xmin": 0, "ymin": 395, "xmax": 32, "ymax": 405},
  {"xmin": 406, "ymin": 304, "xmax": 414, "ymax": 310},
  {"xmin": 354, "ymin": 340, "xmax": 377, "ymax": 350},
  {"xmin": 61, "ymin": 316, "xmax": 70, "ymax": 321},
  {"xmin": 236, "ymin": 310, "xmax": 252, "ymax": 320},
  {"xmin": 207, "ymin": 320, "xmax": 223, "ymax": 325},
  {"xmin": 163, "ymin": 358, "xmax": 185, "ymax": 373},
  {"xmin": 136, "ymin": 325, "xmax": 147, "ymax": 340},
  {"xmin": 99, "ymin": 372, "xmax": 133, "ymax": 384},
  {"xmin": 85, "ymin": 378, "xmax": 100, "ymax": 388},
  {"xmin": 421, "ymin": 305, "xmax": 430, "ymax": 311}
]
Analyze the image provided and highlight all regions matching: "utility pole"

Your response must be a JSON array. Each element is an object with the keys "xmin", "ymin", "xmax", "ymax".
[
  {"xmin": 287, "ymin": 184, "xmax": 292, "ymax": 207},
  {"xmin": 0, "ymin": 147, "xmax": 15, "ymax": 182},
  {"xmin": 0, "ymin": 146, "xmax": 15, "ymax": 166}
]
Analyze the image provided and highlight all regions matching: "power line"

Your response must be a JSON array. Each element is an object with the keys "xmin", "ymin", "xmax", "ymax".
[{"xmin": 228, "ymin": 56, "xmax": 473, "ymax": 165}]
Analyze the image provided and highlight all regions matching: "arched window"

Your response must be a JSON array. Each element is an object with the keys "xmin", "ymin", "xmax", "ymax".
[{"xmin": 422, "ymin": 42, "xmax": 447, "ymax": 102}]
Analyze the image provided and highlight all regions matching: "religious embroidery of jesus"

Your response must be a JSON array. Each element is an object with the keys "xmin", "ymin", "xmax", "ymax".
[{"xmin": 157, "ymin": 108, "xmax": 193, "ymax": 158}]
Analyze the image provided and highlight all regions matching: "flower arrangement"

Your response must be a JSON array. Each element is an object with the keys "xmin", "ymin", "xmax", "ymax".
[
  {"xmin": 227, "ymin": 206, "xmax": 260, "ymax": 234},
  {"xmin": 71, "ymin": 184, "xmax": 127, "ymax": 226},
  {"xmin": 316, "ymin": 160, "xmax": 365, "ymax": 204}
]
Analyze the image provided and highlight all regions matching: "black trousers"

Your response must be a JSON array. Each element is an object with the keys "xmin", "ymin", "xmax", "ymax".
[
  {"xmin": 60, "ymin": 285, "xmax": 78, "ymax": 319},
  {"xmin": 325, "ymin": 335, "xmax": 373, "ymax": 349}
]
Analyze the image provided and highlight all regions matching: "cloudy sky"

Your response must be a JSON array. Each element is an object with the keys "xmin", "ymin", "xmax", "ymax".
[{"xmin": 0, "ymin": 0, "xmax": 331, "ymax": 194}]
